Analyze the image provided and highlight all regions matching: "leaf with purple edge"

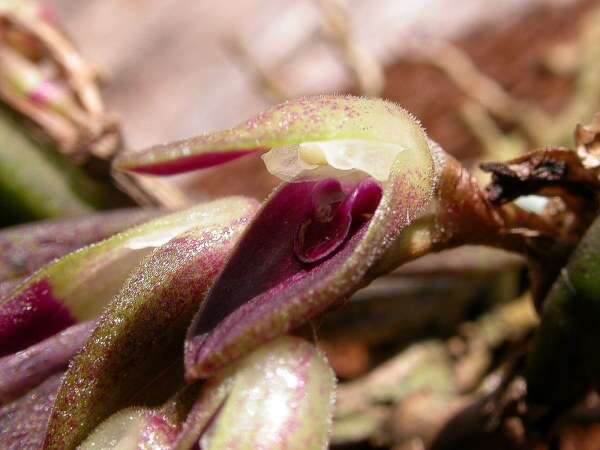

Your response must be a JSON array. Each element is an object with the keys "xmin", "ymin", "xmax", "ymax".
[
  {"xmin": 0, "ymin": 321, "xmax": 93, "ymax": 405},
  {"xmin": 73, "ymin": 337, "xmax": 334, "ymax": 450},
  {"xmin": 0, "ymin": 201, "xmax": 240, "ymax": 356},
  {"xmin": 43, "ymin": 197, "xmax": 258, "ymax": 450},
  {"xmin": 174, "ymin": 336, "xmax": 336, "ymax": 450},
  {"xmin": 0, "ymin": 208, "xmax": 159, "ymax": 283},
  {"xmin": 113, "ymin": 95, "xmax": 430, "ymax": 176},
  {"xmin": 0, "ymin": 372, "xmax": 63, "ymax": 450}
]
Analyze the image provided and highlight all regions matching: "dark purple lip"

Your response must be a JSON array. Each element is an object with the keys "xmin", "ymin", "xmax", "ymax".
[
  {"xmin": 294, "ymin": 178, "xmax": 382, "ymax": 263},
  {"xmin": 184, "ymin": 176, "xmax": 382, "ymax": 378}
]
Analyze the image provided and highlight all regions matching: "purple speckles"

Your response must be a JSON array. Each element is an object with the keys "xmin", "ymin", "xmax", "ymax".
[
  {"xmin": 0, "ymin": 209, "xmax": 157, "ymax": 282},
  {"xmin": 43, "ymin": 200, "xmax": 258, "ymax": 450},
  {"xmin": 0, "ymin": 278, "xmax": 74, "ymax": 356}
]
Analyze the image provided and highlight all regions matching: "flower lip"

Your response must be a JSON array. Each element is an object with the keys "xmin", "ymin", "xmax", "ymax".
[
  {"xmin": 184, "ymin": 174, "xmax": 383, "ymax": 379},
  {"xmin": 294, "ymin": 178, "xmax": 383, "ymax": 264}
]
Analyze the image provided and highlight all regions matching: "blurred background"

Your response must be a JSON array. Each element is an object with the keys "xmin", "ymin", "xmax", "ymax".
[
  {"xmin": 3, "ymin": 0, "xmax": 600, "ymax": 448},
  {"xmin": 45, "ymin": 0, "xmax": 583, "ymax": 151},
  {"xmin": 39, "ymin": 0, "xmax": 600, "ymax": 208}
]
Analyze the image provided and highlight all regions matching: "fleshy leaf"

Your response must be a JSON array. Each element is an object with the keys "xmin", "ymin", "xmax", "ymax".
[
  {"xmin": 78, "ymin": 407, "xmax": 180, "ymax": 450},
  {"xmin": 0, "ymin": 372, "xmax": 63, "ymax": 450},
  {"xmin": 527, "ymin": 213, "xmax": 600, "ymax": 404},
  {"xmin": 114, "ymin": 96, "xmax": 429, "ymax": 176},
  {"xmin": 79, "ymin": 385, "xmax": 199, "ymax": 450},
  {"xmin": 183, "ymin": 97, "xmax": 436, "ymax": 379},
  {"xmin": 174, "ymin": 336, "xmax": 336, "ymax": 450},
  {"xmin": 80, "ymin": 338, "xmax": 334, "ymax": 450},
  {"xmin": 0, "ymin": 200, "xmax": 245, "ymax": 356},
  {"xmin": 0, "ymin": 208, "xmax": 158, "ymax": 283},
  {"xmin": 0, "ymin": 321, "xmax": 93, "ymax": 405},
  {"xmin": 43, "ymin": 197, "xmax": 258, "ymax": 450}
]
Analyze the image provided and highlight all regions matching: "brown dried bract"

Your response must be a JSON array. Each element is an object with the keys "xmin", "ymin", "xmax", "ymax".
[
  {"xmin": 576, "ymin": 112, "xmax": 600, "ymax": 169},
  {"xmin": 481, "ymin": 148, "xmax": 600, "ymax": 205},
  {"xmin": 480, "ymin": 132, "xmax": 600, "ymax": 307}
]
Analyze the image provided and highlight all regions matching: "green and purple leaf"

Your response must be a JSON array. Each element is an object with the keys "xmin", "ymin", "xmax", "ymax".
[
  {"xmin": 43, "ymin": 197, "xmax": 258, "ymax": 450},
  {"xmin": 0, "ymin": 372, "xmax": 63, "ymax": 450},
  {"xmin": 78, "ymin": 337, "xmax": 334, "ymax": 450},
  {"xmin": 0, "ymin": 321, "xmax": 93, "ymax": 405},
  {"xmin": 175, "ymin": 336, "xmax": 336, "ymax": 450},
  {"xmin": 0, "ymin": 208, "xmax": 158, "ymax": 283},
  {"xmin": 0, "ymin": 201, "xmax": 242, "ymax": 356}
]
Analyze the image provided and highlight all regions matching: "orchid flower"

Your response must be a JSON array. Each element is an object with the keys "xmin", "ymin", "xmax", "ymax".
[
  {"xmin": 0, "ymin": 96, "xmax": 554, "ymax": 450},
  {"xmin": 115, "ymin": 95, "xmax": 547, "ymax": 382}
]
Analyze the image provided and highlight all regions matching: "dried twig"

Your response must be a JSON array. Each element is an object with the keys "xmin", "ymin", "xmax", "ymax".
[
  {"xmin": 226, "ymin": 0, "xmax": 384, "ymax": 101},
  {"xmin": 223, "ymin": 36, "xmax": 292, "ymax": 103},
  {"xmin": 404, "ymin": 39, "xmax": 550, "ymax": 145},
  {"xmin": 403, "ymin": 6, "xmax": 600, "ymax": 159},
  {"xmin": 313, "ymin": 0, "xmax": 384, "ymax": 97},
  {"xmin": 0, "ymin": 2, "xmax": 117, "ymax": 159}
]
